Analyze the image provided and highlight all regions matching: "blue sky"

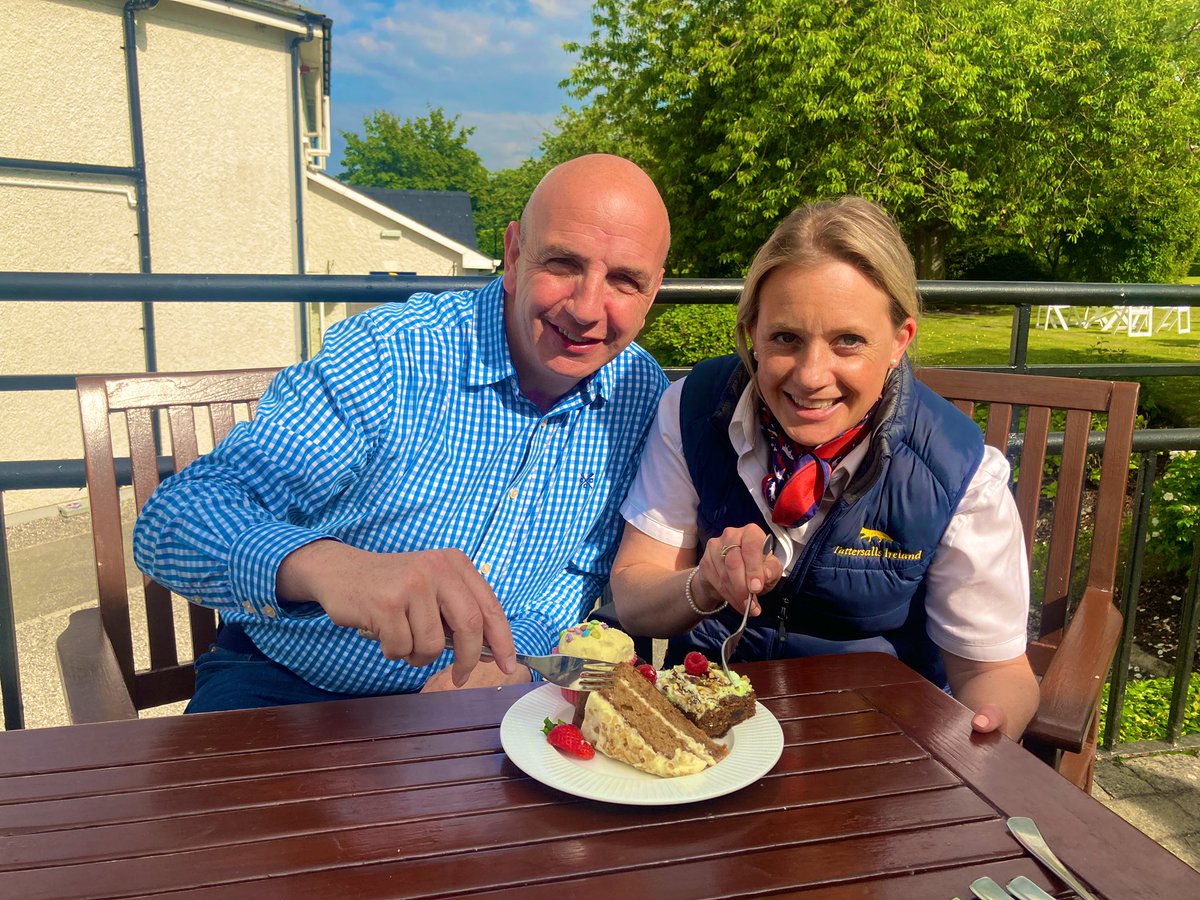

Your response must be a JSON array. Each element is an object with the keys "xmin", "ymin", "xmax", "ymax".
[{"xmin": 318, "ymin": 1, "xmax": 594, "ymax": 173}]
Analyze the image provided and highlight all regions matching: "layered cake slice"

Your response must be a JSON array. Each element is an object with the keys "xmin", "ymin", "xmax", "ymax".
[
  {"xmin": 656, "ymin": 652, "xmax": 757, "ymax": 738},
  {"xmin": 581, "ymin": 662, "xmax": 729, "ymax": 777}
]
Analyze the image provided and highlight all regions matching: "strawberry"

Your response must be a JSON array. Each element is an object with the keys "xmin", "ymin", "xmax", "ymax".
[
  {"xmin": 684, "ymin": 651, "xmax": 710, "ymax": 676},
  {"xmin": 542, "ymin": 717, "xmax": 595, "ymax": 760},
  {"xmin": 635, "ymin": 663, "xmax": 657, "ymax": 685}
]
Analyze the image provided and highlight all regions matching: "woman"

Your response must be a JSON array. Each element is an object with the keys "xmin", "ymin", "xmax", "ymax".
[{"xmin": 610, "ymin": 198, "xmax": 1039, "ymax": 739}]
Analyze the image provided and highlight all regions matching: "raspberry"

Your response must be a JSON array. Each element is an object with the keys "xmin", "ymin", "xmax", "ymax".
[
  {"xmin": 635, "ymin": 663, "xmax": 658, "ymax": 685},
  {"xmin": 684, "ymin": 651, "xmax": 710, "ymax": 675},
  {"xmin": 542, "ymin": 717, "xmax": 595, "ymax": 760}
]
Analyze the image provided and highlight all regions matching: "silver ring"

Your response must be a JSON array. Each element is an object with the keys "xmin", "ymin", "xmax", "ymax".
[{"xmin": 719, "ymin": 544, "xmax": 738, "ymax": 560}]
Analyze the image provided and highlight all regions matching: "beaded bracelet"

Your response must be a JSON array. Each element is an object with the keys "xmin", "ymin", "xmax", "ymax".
[{"xmin": 684, "ymin": 565, "xmax": 728, "ymax": 616}]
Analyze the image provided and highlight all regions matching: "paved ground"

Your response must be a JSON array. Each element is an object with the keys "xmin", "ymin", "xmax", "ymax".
[
  {"xmin": 1093, "ymin": 750, "xmax": 1200, "ymax": 869},
  {"xmin": 4, "ymin": 504, "xmax": 1199, "ymax": 874}
]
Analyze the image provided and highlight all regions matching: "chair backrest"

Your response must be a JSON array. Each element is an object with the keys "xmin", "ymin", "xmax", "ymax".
[
  {"xmin": 76, "ymin": 369, "xmax": 278, "ymax": 712},
  {"xmin": 914, "ymin": 368, "xmax": 1139, "ymax": 677}
]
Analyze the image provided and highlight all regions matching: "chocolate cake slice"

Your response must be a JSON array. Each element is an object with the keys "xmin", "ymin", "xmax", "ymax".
[{"xmin": 657, "ymin": 664, "xmax": 757, "ymax": 738}]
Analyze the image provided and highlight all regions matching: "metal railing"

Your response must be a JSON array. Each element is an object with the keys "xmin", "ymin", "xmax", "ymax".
[{"xmin": 2, "ymin": 273, "xmax": 1198, "ymax": 747}]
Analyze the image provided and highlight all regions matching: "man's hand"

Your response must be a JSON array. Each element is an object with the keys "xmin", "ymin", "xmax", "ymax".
[
  {"xmin": 419, "ymin": 660, "xmax": 532, "ymax": 693},
  {"xmin": 276, "ymin": 540, "xmax": 517, "ymax": 686}
]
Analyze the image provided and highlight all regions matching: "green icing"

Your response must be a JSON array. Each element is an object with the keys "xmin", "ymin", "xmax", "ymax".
[{"xmin": 726, "ymin": 671, "xmax": 752, "ymax": 696}]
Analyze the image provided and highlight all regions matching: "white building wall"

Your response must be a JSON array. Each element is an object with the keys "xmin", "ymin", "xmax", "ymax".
[
  {"xmin": 0, "ymin": 0, "xmax": 310, "ymax": 516},
  {"xmin": 136, "ymin": 3, "xmax": 299, "ymax": 372},
  {"xmin": 305, "ymin": 179, "xmax": 471, "ymax": 278}
]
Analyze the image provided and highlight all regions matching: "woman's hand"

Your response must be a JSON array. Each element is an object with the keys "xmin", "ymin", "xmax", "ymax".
[
  {"xmin": 693, "ymin": 525, "xmax": 783, "ymax": 617},
  {"xmin": 943, "ymin": 652, "xmax": 1040, "ymax": 741}
]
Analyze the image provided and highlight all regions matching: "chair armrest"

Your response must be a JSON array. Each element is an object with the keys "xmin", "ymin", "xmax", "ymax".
[
  {"xmin": 55, "ymin": 607, "xmax": 138, "ymax": 723},
  {"xmin": 1025, "ymin": 586, "xmax": 1123, "ymax": 753}
]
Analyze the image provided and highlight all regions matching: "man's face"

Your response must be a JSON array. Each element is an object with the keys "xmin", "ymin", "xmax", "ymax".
[{"xmin": 501, "ymin": 177, "xmax": 667, "ymax": 411}]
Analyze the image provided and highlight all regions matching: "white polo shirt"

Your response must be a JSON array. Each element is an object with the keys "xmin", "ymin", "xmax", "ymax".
[{"xmin": 620, "ymin": 377, "xmax": 1031, "ymax": 663}]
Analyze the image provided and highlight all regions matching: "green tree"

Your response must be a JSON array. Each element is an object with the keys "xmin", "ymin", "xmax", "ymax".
[
  {"xmin": 566, "ymin": 0, "xmax": 1200, "ymax": 280},
  {"xmin": 474, "ymin": 161, "xmax": 546, "ymax": 259},
  {"xmin": 339, "ymin": 107, "xmax": 488, "ymax": 199}
]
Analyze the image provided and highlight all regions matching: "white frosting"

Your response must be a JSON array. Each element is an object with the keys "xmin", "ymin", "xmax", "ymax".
[{"xmin": 581, "ymin": 691, "xmax": 718, "ymax": 777}]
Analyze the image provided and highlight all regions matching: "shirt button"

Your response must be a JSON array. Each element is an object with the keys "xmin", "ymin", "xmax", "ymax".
[
  {"xmin": 480, "ymin": 561, "xmax": 492, "ymax": 576},
  {"xmin": 508, "ymin": 488, "xmax": 519, "ymax": 500},
  {"xmin": 262, "ymin": 605, "xmax": 277, "ymax": 618},
  {"xmin": 242, "ymin": 600, "xmax": 254, "ymax": 614}
]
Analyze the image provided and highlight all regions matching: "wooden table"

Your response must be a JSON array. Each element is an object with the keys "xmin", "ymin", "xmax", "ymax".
[{"xmin": 2, "ymin": 653, "xmax": 1197, "ymax": 898}]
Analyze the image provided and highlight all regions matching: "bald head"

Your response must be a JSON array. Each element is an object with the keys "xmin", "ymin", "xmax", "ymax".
[
  {"xmin": 500, "ymin": 154, "xmax": 671, "ymax": 411},
  {"xmin": 521, "ymin": 154, "xmax": 671, "ymax": 267}
]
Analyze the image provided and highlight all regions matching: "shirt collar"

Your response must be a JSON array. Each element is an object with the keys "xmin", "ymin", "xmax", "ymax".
[
  {"xmin": 728, "ymin": 383, "xmax": 870, "ymax": 486},
  {"xmin": 467, "ymin": 277, "xmax": 514, "ymax": 389},
  {"xmin": 466, "ymin": 276, "xmax": 611, "ymax": 409}
]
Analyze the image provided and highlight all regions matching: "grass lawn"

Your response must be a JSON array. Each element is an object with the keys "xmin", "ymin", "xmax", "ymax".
[{"xmin": 916, "ymin": 307, "xmax": 1200, "ymax": 428}]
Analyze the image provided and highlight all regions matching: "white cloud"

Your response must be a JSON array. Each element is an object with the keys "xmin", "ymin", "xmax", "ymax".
[
  {"xmin": 327, "ymin": 1, "xmax": 592, "ymax": 170},
  {"xmin": 528, "ymin": 0, "xmax": 592, "ymax": 21},
  {"xmin": 332, "ymin": 1, "xmax": 588, "ymax": 73},
  {"xmin": 459, "ymin": 109, "xmax": 560, "ymax": 169}
]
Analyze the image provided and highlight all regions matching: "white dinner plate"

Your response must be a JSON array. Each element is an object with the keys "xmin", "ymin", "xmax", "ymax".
[{"xmin": 499, "ymin": 682, "xmax": 785, "ymax": 805}]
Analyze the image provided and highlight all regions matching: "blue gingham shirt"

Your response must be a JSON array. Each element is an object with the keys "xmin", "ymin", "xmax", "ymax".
[{"xmin": 133, "ymin": 277, "xmax": 667, "ymax": 694}]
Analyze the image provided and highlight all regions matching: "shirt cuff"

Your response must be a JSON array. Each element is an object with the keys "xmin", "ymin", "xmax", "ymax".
[
  {"xmin": 929, "ymin": 631, "xmax": 1030, "ymax": 663},
  {"xmin": 228, "ymin": 522, "xmax": 338, "ymax": 621},
  {"xmin": 621, "ymin": 509, "xmax": 695, "ymax": 548},
  {"xmin": 508, "ymin": 618, "xmax": 559, "ymax": 682}
]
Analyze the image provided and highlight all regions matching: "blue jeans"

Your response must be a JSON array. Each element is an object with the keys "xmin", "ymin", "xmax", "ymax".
[{"xmin": 186, "ymin": 623, "xmax": 367, "ymax": 713}]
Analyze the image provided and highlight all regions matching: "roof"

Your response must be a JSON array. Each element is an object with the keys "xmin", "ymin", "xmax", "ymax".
[
  {"xmin": 227, "ymin": 1, "xmax": 325, "ymax": 19},
  {"xmin": 353, "ymin": 187, "xmax": 481, "ymax": 251},
  {"xmin": 308, "ymin": 172, "xmax": 495, "ymax": 271}
]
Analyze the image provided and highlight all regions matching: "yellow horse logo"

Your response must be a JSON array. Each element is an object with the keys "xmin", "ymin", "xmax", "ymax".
[{"xmin": 859, "ymin": 527, "xmax": 895, "ymax": 544}]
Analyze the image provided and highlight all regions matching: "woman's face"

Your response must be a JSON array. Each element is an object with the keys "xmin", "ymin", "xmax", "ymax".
[{"xmin": 751, "ymin": 261, "xmax": 916, "ymax": 447}]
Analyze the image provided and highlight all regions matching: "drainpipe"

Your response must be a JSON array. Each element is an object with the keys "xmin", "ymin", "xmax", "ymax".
[
  {"xmin": 123, "ymin": 0, "xmax": 158, "ymax": 373},
  {"xmin": 290, "ymin": 20, "xmax": 315, "ymax": 360}
]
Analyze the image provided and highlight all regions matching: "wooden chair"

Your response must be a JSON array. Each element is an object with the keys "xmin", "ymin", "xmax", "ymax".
[
  {"xmin": 56, "ymin": 369, "xmax": 278, "ymax": 723},
  {"xmin": 916, "ymin": 368, "xmax": 1139, "ymax": 791}
]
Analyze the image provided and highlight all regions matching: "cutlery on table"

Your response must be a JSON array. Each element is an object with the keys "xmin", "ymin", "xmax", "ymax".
[
  {"xmin": 1007, "ymin": 816, "xmax": 1100, "ymax": 900},
  {"xmin": 968, "ymin": 876, "xmax": 1012, "ymax": 900},
  {"xmin": 963, "ymin": 874, "xmax": 1057, "ymax": 900},
  {"xmin": 355, "ymin": 631, "xmax": 615, "ymax": 690},
  {"xmin": 719, "ymin": 534, "xmax": 775, "ymax": 681},
  {"xmin": 1005, "ymin": 875, "xmax": 1057, "ymax": 900}
]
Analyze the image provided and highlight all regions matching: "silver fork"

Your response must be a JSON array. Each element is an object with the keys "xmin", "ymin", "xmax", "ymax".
[
  {"xmin": 356, "ymin": 629, "xmax": 615, "ymax": 690},
  {"xmin": 473, "ymin": 644, "xmax": 616, "ymax": 691},
  {"xmin": 719, "ymin": 533, "xmax": 776, "ymax": 681}
]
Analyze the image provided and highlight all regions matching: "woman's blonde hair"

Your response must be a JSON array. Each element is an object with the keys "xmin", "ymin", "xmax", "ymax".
[{"xmin": 734, "ymin": 197, "xmax": 920, "ymax": 375}]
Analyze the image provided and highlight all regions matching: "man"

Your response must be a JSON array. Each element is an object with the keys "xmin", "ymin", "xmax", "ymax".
[{"xmin": 133, "ymin": 154, "xmax": 671, "ymax": 711}]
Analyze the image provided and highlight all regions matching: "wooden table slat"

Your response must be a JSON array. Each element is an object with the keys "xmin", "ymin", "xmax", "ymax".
[
  {"xmin": 0, "ymin": 727, "xmax": 505, "ymax": 805},
  {"xmin": 0, "ymin": 687, "xmax": 530, "ymax": 776},
  {"xmin": 153, "ymin": 818, "xmax": 1023, "ymax": 900}
]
